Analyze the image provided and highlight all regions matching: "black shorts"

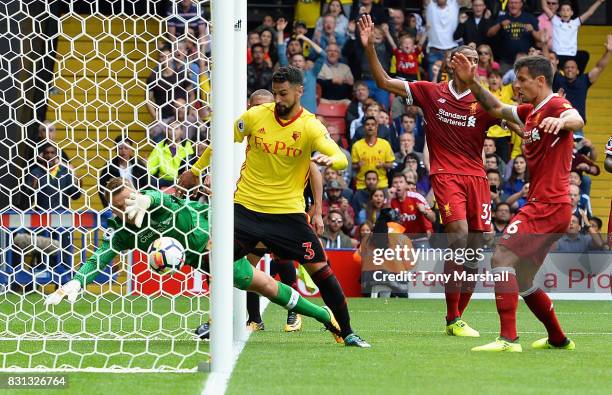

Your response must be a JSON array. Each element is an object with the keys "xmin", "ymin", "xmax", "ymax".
[{"xmin": 234, "ymin": 204, "xmax": 326, "ymax": 264}]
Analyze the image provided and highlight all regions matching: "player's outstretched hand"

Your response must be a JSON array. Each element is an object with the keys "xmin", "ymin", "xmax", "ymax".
[
  {"xmin": 311, "ymin": 213, "xmax": 324, "ymax": 236},
  {"xmin": 450, "ymin": 52, "xmax": 476, "ymax": 85},
  {"xmin": 125, "ymin": 192, "xmax": 152, "ymax": 228},
  {"xmin": 176, "ymin": 169, "xmax": 200, "ymax": 198},
  {"xmin": 357, "ymin": 14, "xmax": 375, "ymax": 48},
  {"xmin": 45, "ymin": 279, "xmax": 81, "ymax": 306},
  {"xmin": 539, "ymin": 116, "xmax": 565, "ymax": 134},
  {"xmin": 311, "ymin": 153, "xmax": 333, "ymax": 167}
]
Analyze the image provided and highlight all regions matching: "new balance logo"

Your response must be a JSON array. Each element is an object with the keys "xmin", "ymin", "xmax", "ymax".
[{"xmin": 437, "ymin": 98, "xmax": 446, "ymax": 104}]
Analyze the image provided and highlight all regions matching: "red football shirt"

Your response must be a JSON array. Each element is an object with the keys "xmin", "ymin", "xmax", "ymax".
[
  {"xmin": 390, "ymin": 191, "xmax": 434, "ymax": 234},
  {"xmin": 513, "ymin": 94, "xmax": 575, "ymax": 204},
  {"xmin": 404, "ymin": 81, "xmax": 499, "ymax": 177},
  {"xmin": 393, "ymin": 48, "xmax": 420, "ymax": 77}
]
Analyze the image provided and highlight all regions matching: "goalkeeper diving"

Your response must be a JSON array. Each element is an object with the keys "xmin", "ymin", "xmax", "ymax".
[{"xmin": 45, "ymin": 177, "xmax": 342, "ymax": 341}]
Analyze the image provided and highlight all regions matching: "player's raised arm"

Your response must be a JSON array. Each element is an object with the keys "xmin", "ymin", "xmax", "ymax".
[
  {"xmin": 358, "ymin": 14, "xmax": 406, "ymax": 97},
  {"xmin": 451, "ymin": 52, "xmax": 519, "ymax": 124}
]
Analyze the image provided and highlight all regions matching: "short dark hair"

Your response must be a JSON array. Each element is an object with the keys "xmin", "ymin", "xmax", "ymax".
[
  {"xmin": 484, "ymin": 137, "xmax": 495, "ymax": 143},
  {"xmin": 488, "ymin": 69, "xmax": 503, "ymax": 79},
  {"xmin": 401, "ymin": 113, "xmax": 416, "ymax": 122},
  {"xmin": 251, "ymin": 43, "xmax": 264, "ymax": 53},
  {"xmin": 38, "ymin": 142, "xmax": 57, "ymax": 154},
  {"xmin": 364, "ymin": 170, "xmax": 378, "ymax": 179},
  {"xmin": 514, "ymin": 55, "xmax": 553, "ymax": 87},
  {"xmin": 272, "ymin": 66, "xmax": 303, "ymax": 85},
  {"xmin": 496, "ymin": 202, "xmax": 511, "ymax": 212},
  {"xmin": 353, "ymin": 80, "xmax": 368, "ymax": 91},
  {"xmin": 362, "ymin": 115, "xmax": 377, "ymax": 125},
  {"xmin": 559, "ymin": 0, "xmax": 572, "ymax": 9},
  {"xmin": 485, "ymin": 153, "xmax": 498, "ymax": 160},
  {"xmin": 392, "ymin": 172, "xmax": 407, "ymax": 182},
  {"xmin": 486, "ymin": 168, "xmax": 501, "ymax": 177},
  {"xmin": 590, "ymin": 216, "xmax": 602, "ymax": 230},
  {"xmin": 115, "ymin": 135, "xmax": 135, "ymax": 145},
  {"xmin": 450, "ymin": 45, "xmax": 477, "ymax": 60}
]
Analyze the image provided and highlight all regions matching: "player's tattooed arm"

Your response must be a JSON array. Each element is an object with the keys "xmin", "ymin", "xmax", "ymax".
[{"xmin": 358, "ymin": 15, "xmax": 406, "ymax": 97}]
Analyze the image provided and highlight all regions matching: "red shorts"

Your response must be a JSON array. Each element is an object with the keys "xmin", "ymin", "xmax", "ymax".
[
  {"xmin": 430, "ymin": 173, "xmax": 491, "ymax": 232},
  {"xmin": 498, "ymin": 202, "xmax": 572, "ymax": 266}
]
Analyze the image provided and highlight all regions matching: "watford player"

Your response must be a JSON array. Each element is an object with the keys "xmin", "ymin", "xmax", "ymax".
[
  {"xmin": 453, "ymin": 53, "xmax": 585, "ymax": 352},
  {"xmin": 178, "ymin": 66, "xmax": 370, "ymax": 347}
]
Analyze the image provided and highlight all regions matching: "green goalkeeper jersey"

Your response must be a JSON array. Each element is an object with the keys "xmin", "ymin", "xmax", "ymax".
[{"xmin": 74, "ymin": 190, "xmax": 210, "ymax": 286}]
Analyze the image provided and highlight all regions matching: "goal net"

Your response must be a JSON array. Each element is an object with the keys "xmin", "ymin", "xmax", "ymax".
[{"xmin": 0, "ymin": 0, "xmax": 213, "ymax": 372}]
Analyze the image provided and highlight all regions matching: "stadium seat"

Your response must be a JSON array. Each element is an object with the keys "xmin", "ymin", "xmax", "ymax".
[{"xmin": 316, "ymin": 101, "xmax": 349, "ymax": 136}]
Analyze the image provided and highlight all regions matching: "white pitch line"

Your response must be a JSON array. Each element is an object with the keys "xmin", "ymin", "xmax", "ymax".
[
  {"xmin": 365, "ymin": 329, "xmax": 612, "ymax": 336},
  {"xmin": 356, "ymin": 310, "xmax": 612, "ymax": 315},
  {"xmin": 201, "ymin": 299, "xmax": 269, "ymax": 395}
]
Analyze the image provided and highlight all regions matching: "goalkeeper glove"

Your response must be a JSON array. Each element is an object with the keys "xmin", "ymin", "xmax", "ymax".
[
  {"xmin": 125, "ymin": 192, "xmax": 152, "ymax": 228},
  {"xmin": 44, "ymin": 279, "xmax": 82, "ymax": 306}
]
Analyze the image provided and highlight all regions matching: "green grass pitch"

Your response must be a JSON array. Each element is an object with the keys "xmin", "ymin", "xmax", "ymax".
[{"xmin": 1, "ymin": 298, "xmax": 611, "ymax": 395}]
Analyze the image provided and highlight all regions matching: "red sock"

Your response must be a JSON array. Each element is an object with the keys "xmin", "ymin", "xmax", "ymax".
[
  {"xmin": 444, "ymin": 260, "xmax": 463, "ymax": 323},
  {"xmin": 522, "ymin": 288, "xmax": 566, "ymax": 345},
  {"xmin": 458, "ymin": 265, "xmax": 478, "ymax": 316},
  {"xmin": 493, "ymin": 267, "xmax": 519, "ymax": 341}
]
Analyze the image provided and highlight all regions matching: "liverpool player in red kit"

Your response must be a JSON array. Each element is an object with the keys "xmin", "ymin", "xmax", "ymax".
[
  {"xmin": 452, "ymin": 54, "xmax": 585, "ymax": 352},
  {"xmin": 360, "ymin": 15, "xmax": 499, "ymax": 337}
]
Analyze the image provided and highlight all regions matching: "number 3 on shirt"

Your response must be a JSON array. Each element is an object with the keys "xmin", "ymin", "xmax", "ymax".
[
  {"xmin": 302, "ymin": 242, "xmax": 315, "ymax": 260},
  {"xmin": 481, "ymin": 203, "xmax": 491, "ymax": 225}
]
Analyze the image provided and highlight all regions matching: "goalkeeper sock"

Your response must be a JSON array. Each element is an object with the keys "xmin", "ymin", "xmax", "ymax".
[
  {"xmin": 270, "ymin": 282, "xmax": 330, "ymax": 324},
  {"xmin": 246, "ymin": 291, "xmax": 262, "ymax": 323},
  {"xmin": 275, "ymin": 259, "xmax": 297, "ymax": 289},
  {"xmin": 310, "ymin": 264, "xmax": 353, "ymax": 338}
]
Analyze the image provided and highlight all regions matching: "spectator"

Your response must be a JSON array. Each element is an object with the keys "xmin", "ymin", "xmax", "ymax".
[
  {"xmin": 320, "ymin": 210, "xmax": 357, "ymax": 248},
  {"xmin": 316, "ymin": 0, "xmax": 350, "ymax": 37},
  {"xmin": 486, "ymin": 0, "xmax": 542, "ymax": 72},
  {"xmin": 146, "ymin": 47, "xmax": 194, "ymax": 121},
  {"xmin": 166, "ymin": 0, "xmax": 209, "ymax": 41},
  {"xmin": 487, "ymin": 168, "xmax": 506, "ymax": 210},
  {"xmin": 476, "ymin": 44, "xmax": 500, "ymax": 79},
  {"xmin": 254, "ymin": 14, "xmax": 275, "ymax": 33},
  {"xmin": 386, "ymin": 32, "xmax": 422, "ymax": 81},
  {"xmin": 348, "ymin": 24, "xmax": 393, "ymax": 109},
  {"xmin": 351, "ymin": 102, "xmax": 397, "ymax": 149},
  {"xmin": 569, "ymin": 170, "xmax": 592, "ymax": 208},
  {"xmin": 345, "ymin": 81, "xmax": 370, "ymax": 131},
  {"xmin": 555, "ymin": 214, "xmax": 603, "ymax": 252},
  {"xmin": 502, "ymin": 52, "xmax": 527, "ymax": 85},
  {"xmin": 314, "ymin": 14, "xmax": 347, "ymax": 51},
  {"xmin": 28, "ymin": 121, "xmax": 70, "ymax": 164},
  {"xmin": 540, "ymin": 0, "xmax": 605, "ymax": 73},
  {"xmin": 572, "ymin": 136, "xmax": 600, "ymax": 196},
  {"xmin": 247, "ymin": 43, "xmax": 274, "ymax": 97},
  {"xmin": 389, "ymin": 173, "xmax": 435, "ymax": 244},
  {"xmin": 99, "ymin": 136, "xmax": 151, "ymax": 207},
  {"xmin": 454, "ymin": 0, "xmax": 493, "ymax": 47},
  {"xmin": 351, "ymin": 170, "xmax": 381, "ymax": 214},
  {"xmin": 483, "ymin": 137, "xmax": 507, "ymax": 175},
  {"xmin": 504, "ymin": 154, "xmax": 529, "ymax": 209},
  {"xmin": 484, "ymin": 153, "xmax": 500, "ymax": 172},
  {"xmin": 323, "ymin": 168, "xmax": 353, "ymax": 200},
  {"xmin": 394, "ymin": 132, "xmax": 423, "ymax": 168},
  {"xmin": 349, "ymin": 0, "xmax": 390, "ymax": 24},
  {"xmin": 259, "ymin": 27, "xmax": 277, "ymax": 68},
  {"xmin": 23, "ymin": 142, "xmax": 81, "ymax": 211},
  {"xmin": 174, "ymin": 39, "xmax": 199, "ymax": 85},
  {"xmin": 326, "ymin": 124, "xmax": 352, "ymax": 179},
  {"xmin": 402, "ymin": 152, "xmax": 431, "ymax": 196},
  {"xmin": 149, "ymin": 98, "xmax": 199, "ymax": 143},
  {"xmin": 391, "ymin": 105, "xmax": 426, "ymax": 151},
  {"xmin": 425, "ymin": 0, "xmax": 462, "ymax": 79},
  {"xmin": 277, "ymin": 20, "xmax": 326, "ymax": 113},
  {"xmin": 492, "ymin": 202, "xmax": 511, "ymax": 235},
  {"xmin": 323, "ymin": 180, "xmax": 356, "ymax": 232},
  {"xmin": 21, "ymin": 142, "xmax": 82, "ymax": 284},
  {"xmin": 317, "ymin": 43, "xmax": 354, "ymax": 101},
  {"xmin": 588, "ymin": 216, "xmax": 607, "ymax": 250},
  {"xmin": 553, "ymin": 35, "xmax": 612, "ymax": 126},
  {"xmin": 351, "ymin": 116, "xmax": 395, "ymax": 189},
  {"xmin": 147, "ymin": 121, "xmax": 194, "ymax": 188},
  {"xmin": 538, "ymin": 0, "xmax": 559, "ymax": 50},
  {"xmin": 357, "ymin": 188, "xmax": 387, "ymax": 224},
  {"xmin": 569, "ymin": 184, "xmax": 591, "ymax": 223}
]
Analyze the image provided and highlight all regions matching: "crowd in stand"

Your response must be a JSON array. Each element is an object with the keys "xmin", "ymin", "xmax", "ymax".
[{"xmin": 21, "ymin": 0, "xmax": 611, "ymax": 277}]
